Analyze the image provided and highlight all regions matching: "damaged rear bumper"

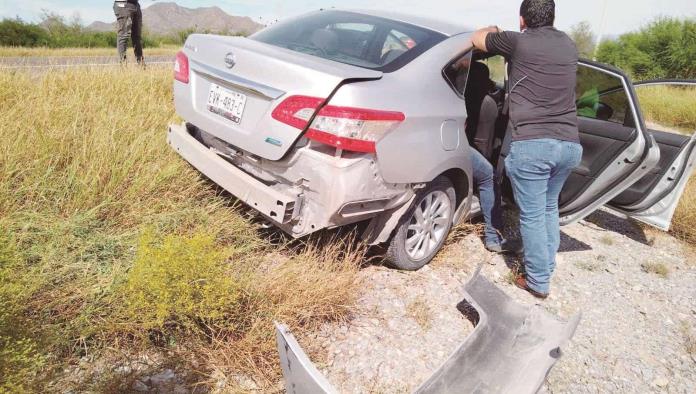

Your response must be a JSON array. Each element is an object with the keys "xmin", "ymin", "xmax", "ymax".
[
  {"xmin": 168, "ymin": 123, "xmax": 299, "ymax": 223},
  {"xmin": 167, "ymin": 123, "xmax": 413, "ymax": 238}
]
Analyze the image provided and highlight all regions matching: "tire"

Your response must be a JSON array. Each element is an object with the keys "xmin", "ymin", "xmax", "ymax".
[{"xmin": 385, "ymin": 176, "xmax": 456, "ymax": 271}]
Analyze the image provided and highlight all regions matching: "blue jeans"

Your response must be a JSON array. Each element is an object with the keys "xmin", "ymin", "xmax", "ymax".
[
  {"xmin": 505, "ymin": 138, "xmax": 583, "ymax": 294},
  {"xmin": 470, "ymin": 148, "xmax": 503, "ymax": 247}
]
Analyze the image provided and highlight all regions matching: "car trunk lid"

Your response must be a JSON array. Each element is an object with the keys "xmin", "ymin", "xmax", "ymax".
[{"xmin": 175, "ymin": 34, "xmax": 383, "ymax": 161}]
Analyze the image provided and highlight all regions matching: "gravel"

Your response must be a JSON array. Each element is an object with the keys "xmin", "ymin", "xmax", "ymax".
[{"xmin": 303, "ymin": 209, "xmax": 696, "ymax": 393}]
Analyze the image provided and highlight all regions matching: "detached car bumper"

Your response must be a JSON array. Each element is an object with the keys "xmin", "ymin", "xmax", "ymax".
[{"xmin": 168, "ymin": 123, "xmax": 299, "ymax": 224}]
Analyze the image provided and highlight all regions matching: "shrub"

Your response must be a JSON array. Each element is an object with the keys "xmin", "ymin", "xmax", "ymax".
[
  {"xmin": 0, "ymin": 18, "xmax": 50, "ymax": 47},
  {"xmin": 569, "ymin": 21, "xmax": 596, "ymax": 58},
  {"xmin": 597, "ymin": 18, "xmax": 696, "ymax": 80},
  {"xmin": 121, "ymin": 230, "xmax": 243, "ymax": 332}
]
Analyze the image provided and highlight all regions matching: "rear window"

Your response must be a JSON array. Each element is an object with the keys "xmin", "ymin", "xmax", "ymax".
[{"xmin": 250, "ymin": 10, "xmax": 446, "ymax": 72}]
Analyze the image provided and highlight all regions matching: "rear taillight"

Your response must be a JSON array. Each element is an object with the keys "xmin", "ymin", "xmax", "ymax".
[
  {"xmin": 307, "ymin": 105, "xmax": 405, "ymax": 153},
  {"xmin": 271, "ymin": 95, "xmax": 325, "ymax": 129},
  {"xmin": 174, "ymin": 51, "xmax": 189, "ymax": 84},
  {"xmin": 272, "ymin": 95, "xmax": 405, "ymax": 154}
]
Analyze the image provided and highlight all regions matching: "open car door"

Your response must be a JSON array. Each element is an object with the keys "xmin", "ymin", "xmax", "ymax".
[
  {"xmin": 606, "ymin": 80, "xmax": 696, "ymax": 230},
  {"xmin": 558, "ymin": 60, "xmax": 660, "ymax": 225}
]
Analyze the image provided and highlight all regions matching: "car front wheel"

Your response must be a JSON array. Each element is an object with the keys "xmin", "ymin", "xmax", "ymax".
[{"xmin": 385, "ymin": 176, "xmax": 455, "ymax": 270}]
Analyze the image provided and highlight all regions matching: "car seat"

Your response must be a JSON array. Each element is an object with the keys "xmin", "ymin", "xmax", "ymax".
[
  {"xmin": 474, "ymin": 95, "xmax": 499, "ymax": 159},
  {"xmin": 310, "ymin": 29, "xmax": 339, "ymax": 55},
  {"xmin": 465, "ymin": 62, "xmax": 499, "ymax": 160}
]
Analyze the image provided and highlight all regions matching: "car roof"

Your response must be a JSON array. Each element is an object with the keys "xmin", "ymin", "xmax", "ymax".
[{"xmin": 342, "ymin": 9, "xmax": 473, "ymax": 36}]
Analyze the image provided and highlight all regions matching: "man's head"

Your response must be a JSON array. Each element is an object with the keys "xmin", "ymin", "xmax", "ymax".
[{"xmin": 519, "ymin": 0, "xmax": 555, "ymax": 31}]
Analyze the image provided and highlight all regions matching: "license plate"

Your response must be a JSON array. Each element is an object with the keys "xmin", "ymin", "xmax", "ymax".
[{"xmin": 206, "ymin": 83, "xmax": 247, "ymax": 124}]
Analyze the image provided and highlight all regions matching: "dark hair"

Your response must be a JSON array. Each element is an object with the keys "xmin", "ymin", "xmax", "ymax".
[{"xmin": 520, "ymin": 0, "xmax": 555, "ymax": 28}]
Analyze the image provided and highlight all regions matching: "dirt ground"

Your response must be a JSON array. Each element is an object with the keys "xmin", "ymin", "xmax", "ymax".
[{"xmin": 304, "ymin": 209, "xmax": 696, "ymax": 393}]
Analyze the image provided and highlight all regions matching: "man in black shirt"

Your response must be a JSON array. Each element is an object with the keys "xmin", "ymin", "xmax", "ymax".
[
  {"xmin": 113, "ymin": 0, "xmax": 143, "ymax": 65},
  {"xmin": 470, "ymin": 0, "xmax": 583, "ymax": 299}
]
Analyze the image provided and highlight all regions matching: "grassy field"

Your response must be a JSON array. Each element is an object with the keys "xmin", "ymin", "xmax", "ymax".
[
  {"xmin": 0, "ymin": 66, "xmax": 364, "ymax": 392},
  {"xmin": 0, "ymin": 45, "xmax": 180, "ymax": 58},
  {"xmin": 637, "ymin": 85, "xmax": 696, "ymax": 134}
]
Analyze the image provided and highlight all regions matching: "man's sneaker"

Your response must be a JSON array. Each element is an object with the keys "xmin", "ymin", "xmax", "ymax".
[
  {"xmin": 485, "ymin": 239, "xmax": 524, "ymax": 255},
  {"xmin": 514, "ymin": 276, "xmax": 549, "ymax": 299}
]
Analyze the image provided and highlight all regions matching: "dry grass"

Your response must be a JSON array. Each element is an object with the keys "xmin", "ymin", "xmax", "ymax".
[
  {"xmin": 637, "ymin": 85, "xmax": 696, "ymax": 134},
  {"xmin": 575, "ymin": 260, "xmax": 601, "ymax": 272},
  {"xmin": 0, "ymin": 67, "xmax": 362, "ymax": 390},
  {"xmin": 681, "ymin": 321, "xmax": 696, "ymax": 359},
  {"xmin": 599, "ymin": 234, "xmax": 614, "ymax": 246},
  {"xmin": 672, "ymin": 176, "xmax": 696, "ymax": 248},
  {"xmin": 640, "ymin": 262, "xmax": 670, "ymax": 278},
  {"xmin": 0, "ymin": 45, "xmax": 180, "ymax": 58},
  {"xmin": 406, "ymin": 299, "xmax": 432, "ymax": 332}
]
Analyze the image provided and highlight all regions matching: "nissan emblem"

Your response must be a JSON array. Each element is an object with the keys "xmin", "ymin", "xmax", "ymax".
[{"xmin": 224, "ymin": 52, "xmax": 236, "ymax": 68}]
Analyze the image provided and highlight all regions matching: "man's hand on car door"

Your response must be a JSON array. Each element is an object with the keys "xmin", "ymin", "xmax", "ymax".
[{"xmin": 470, "ymin": 26, "xmax": 502, "ymax": 52}]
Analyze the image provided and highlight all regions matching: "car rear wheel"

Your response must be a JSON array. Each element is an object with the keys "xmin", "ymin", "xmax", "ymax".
[{"xmin": 385, "ymin": 176, "xmax": 455, "ymax": 271}]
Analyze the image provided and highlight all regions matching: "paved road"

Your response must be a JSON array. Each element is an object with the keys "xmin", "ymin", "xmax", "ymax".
[{"xmin": 0, "ymin": 55, "xmax": 174, "ymax": 70}]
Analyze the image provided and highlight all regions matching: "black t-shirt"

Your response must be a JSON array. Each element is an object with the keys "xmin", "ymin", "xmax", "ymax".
[{"xmin": 485, "ymin": 27, "xmax": 579, "ymax": 143}]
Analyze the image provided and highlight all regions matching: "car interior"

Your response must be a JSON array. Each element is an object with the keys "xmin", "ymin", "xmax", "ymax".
[
  {"xmin": 611, "ymin": 129, "xmax": 692, "ymax": 208},
  {"xmin": 443, "ymin": 51, "xmax": 507, "ymax": 164},
  {"xmin": 447, "ymin": 51, "xmax": 694, "ymax": 217}
]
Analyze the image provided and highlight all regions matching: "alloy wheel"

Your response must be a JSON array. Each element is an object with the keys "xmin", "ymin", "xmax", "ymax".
[{"xmin": 405, "ymin": 190, "xmax": 452, "ymax": 260}]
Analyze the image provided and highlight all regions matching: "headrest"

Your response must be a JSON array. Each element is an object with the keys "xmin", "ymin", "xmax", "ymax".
[{"xmin": 310, "ymin": 29, "xmax": 339, "ymax": 54}]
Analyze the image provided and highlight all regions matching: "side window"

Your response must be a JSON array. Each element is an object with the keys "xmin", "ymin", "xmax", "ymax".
[
  {"xmin": 443, "ymin": 52, "xmax": 473, "ymax": 97},
  {"xmin": 635, "ymin": 83, "xmax": 696, "ymax": 135},
  {"xmin": 576, "ymin": 65, "xmax": 630, "ymax": 125}
]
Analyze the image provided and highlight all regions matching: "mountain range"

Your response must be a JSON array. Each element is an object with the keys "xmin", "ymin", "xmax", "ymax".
[{"xmin": 87, "ymin": 2, "xmax": 263, "ymax": 36}]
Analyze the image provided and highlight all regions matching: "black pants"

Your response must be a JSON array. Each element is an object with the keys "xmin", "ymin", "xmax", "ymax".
[{"xmin": 113, "ymin": 2, "xmax": 143, "ymax": 62}]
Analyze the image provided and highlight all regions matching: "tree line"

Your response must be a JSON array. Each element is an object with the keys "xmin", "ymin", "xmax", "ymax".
[
  {"xmin": 0, "ymin": 13, "xmax": 245, "ymax": 49},
  {"xmin": 570, "ymin": 17, "xmax": 696, "ymax": 80}
]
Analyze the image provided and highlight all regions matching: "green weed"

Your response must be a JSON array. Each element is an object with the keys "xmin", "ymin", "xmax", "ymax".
[{"xmin": 121, "ymin": 230, "xmax": 243, "ymax": 332}]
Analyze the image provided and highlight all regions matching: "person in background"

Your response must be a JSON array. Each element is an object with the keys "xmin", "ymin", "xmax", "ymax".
[
  {"xmin": 469, "ymin": 0, "xmax": 583, "ymax": 299},
  {"xmin": 113, "ymin": 0, "xmax": 144, "ymax": 65}
]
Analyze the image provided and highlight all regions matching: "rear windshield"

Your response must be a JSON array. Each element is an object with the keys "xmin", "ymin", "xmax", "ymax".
[{"xmin": 250, "ymin": 10, "xmax": 446, "ymax": 72}]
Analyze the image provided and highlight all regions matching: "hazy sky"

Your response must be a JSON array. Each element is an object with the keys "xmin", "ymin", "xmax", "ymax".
[{"xmin": 1, "ymin": 0, "xmax": 695, "ymax": 36}]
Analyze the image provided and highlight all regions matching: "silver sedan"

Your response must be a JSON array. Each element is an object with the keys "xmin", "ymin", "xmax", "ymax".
[{"xmin": 168, "ymin": 9, "xmax": 696, "ymax": 270}]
